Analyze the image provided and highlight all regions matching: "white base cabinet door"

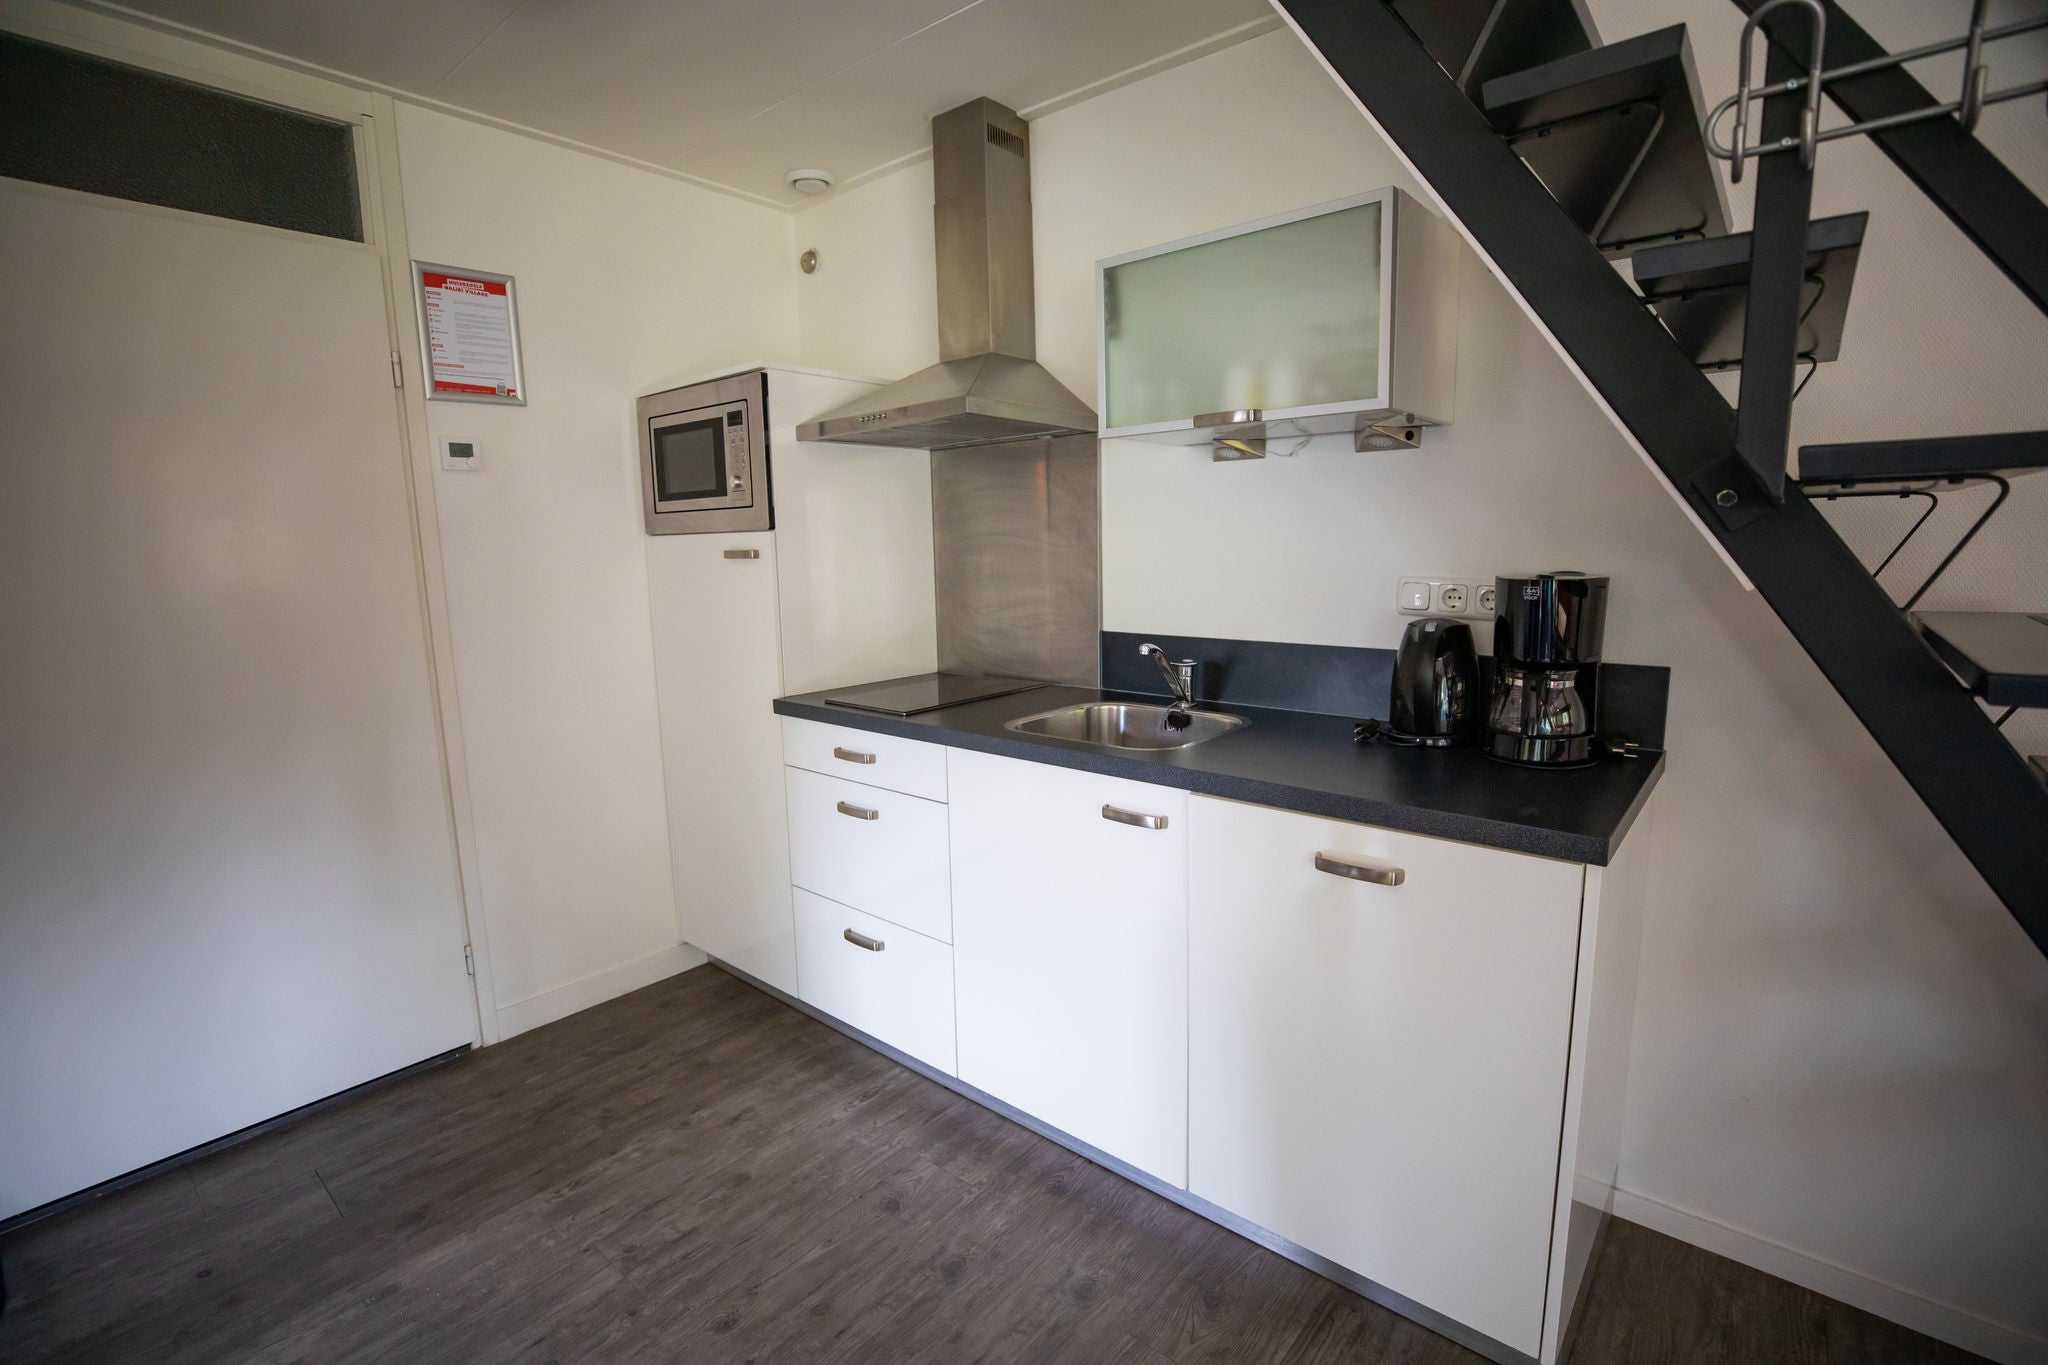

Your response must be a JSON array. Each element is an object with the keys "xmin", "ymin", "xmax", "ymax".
[
  {"xmin": 948, "ymin": 749, "xmax": 1189, "ymax": 1184},
  {"xmin": 1186, "ymin": 795, "xmax": 1584, "ymax": 1358},
  {"xmin": 647, "ymin": 530, "xmax": 795, "ymax": 991},
  {"xmin": 794, "ymin": 889, "xmax": 956, "ymax": 1074}
]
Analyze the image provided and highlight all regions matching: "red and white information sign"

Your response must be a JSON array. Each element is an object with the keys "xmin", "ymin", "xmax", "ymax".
[{"xmin": 415, "ymin": 265, "xmax": 524, "ymax": 403}]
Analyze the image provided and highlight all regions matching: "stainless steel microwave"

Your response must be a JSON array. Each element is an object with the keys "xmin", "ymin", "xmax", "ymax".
[{"xmin": 637, "ymin": 369, "xmax": 770, "ymax": 534}]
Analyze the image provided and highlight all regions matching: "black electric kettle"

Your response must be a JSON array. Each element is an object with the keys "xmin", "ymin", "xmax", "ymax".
[{"xmin": 1383, "ymin": 618, "xmax": 1481, "ymax": 747}]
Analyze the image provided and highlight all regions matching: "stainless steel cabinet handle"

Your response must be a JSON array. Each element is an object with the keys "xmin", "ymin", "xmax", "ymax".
[
  {"xmin": 835, "ymin": 800, "xmax": 879, "ymax": 821},
  {"xmin": 1193, "ymin": 408, "xmax": 1264, "ymax": 427},
  {"xmin": 722, "ymin": 548, "xmax": 759, "ymax": 559},
  {"xmin": 1102, "ymin": 804, "xmax": 1168, "ymax": 830},
  {"xmin": 843, "ymin": 928, "xmax": 885, "ymax": 952},
  {"xmin": 832, "ymin": 746, "xmax": 876, "ymax": 765},
  {"xmin": 1314, "ymin": 852, "xmax": 1405, "ymax": 886}
]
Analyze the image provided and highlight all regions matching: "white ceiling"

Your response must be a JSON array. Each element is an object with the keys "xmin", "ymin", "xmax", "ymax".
[{"xmin": 98, "ymin": 0, "xmax": 1278, "ymax": 207}]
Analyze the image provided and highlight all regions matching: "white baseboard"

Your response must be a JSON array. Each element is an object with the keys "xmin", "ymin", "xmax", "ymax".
[
  {"xmin": 493, "ymin": 942, "xmax": 707, "ymax": 1039},
  {"xmin": 1610, "ymin": 1187, "xmax": 2046, "ymax": 1365}
]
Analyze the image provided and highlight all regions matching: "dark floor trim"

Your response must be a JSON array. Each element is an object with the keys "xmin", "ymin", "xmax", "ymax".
[
  {"xmin": 709, "ymin": 960, "xmax": 1539, "ymax": 1365},
  {"xmin": 0, "ymin": 1045, "xmax": 471, "ymax": 1239}
]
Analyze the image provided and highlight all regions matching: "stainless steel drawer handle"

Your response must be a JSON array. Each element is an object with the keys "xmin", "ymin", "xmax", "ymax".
[
  {"xmin": 832, "ymin": 746, "xmax": 876, "ymax": 765},
  {"xmin": 843, "ymin": 928, "xmax": 885, "ymax": 952},
  {"xmin": 1314, "ymin": 852, "xmax": 1405, "ymax": 886},
  {"xmin": 722, "ymin": 548, "xmax": 759, "ymax": 560},
  {"xmin": 835, "ymin": 800, "xmax": 880, "ymax": 821},
  {"xmin": 1102, "ymin": 804, "xmax": 1168, "ymax": 830}
]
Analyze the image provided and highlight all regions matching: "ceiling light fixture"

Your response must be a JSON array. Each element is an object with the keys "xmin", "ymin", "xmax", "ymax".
[{"xmin": 786, "ymin": 169, "xmax": 835, "ymax": 196}]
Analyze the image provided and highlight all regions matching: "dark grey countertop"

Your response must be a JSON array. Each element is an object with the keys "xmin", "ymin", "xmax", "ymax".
[{"xmin": 774, "ymin": 682, "xmax": 1664, "ymax": 866}]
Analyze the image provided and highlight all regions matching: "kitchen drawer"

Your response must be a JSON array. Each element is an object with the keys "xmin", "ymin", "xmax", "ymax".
[
  {"xmin": 794, "ymin": 889, "xmax": 956, "ymax": 1075},
  {"xmin": 786, "ymin": 765, "xmax": 951, "ymax": 941},
  {"xmin": 781, "ymin": 716, "xmax": 948, "ymax": 802}
]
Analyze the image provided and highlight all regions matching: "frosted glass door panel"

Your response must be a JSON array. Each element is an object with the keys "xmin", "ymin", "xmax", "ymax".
[{"xmin": 1104, "ymin": 201, "xmax": 1382, "ymax": 430}]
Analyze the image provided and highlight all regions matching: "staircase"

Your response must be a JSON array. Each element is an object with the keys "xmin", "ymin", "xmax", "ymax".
[{"xmin": 1275, "ymin": 0, "xmax": 2048, "ymax": 954}]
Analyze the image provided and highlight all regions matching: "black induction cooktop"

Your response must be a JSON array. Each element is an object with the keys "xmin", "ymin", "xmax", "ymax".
[{"xmin": 822, "ymin": 672, "xmax": 1046, "ymax": 717}]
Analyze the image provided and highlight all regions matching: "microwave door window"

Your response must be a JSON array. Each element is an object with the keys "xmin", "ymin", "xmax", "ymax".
[{"xmin": 654, "ymin": 419, "xmax": 726, "ymax": 502}]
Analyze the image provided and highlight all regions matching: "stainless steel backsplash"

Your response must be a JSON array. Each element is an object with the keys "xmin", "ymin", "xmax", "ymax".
[{"xmin": 932, "ymin": 433, "xmax": 1100, "ymax": 687}]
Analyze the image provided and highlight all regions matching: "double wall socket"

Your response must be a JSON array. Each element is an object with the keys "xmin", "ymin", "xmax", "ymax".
[{"xmin": 1397, "ymin": 576, "xmax": 1497, "ymax": 621}]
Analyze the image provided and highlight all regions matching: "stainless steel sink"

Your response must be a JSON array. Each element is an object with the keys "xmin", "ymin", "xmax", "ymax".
[{"xmin": 1004, "ymin": 702, "xmax": 1247, "ymax": 750}]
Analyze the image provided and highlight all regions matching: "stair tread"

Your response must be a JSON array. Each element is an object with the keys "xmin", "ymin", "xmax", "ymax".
[
  {"xmin": 1481, "ymin": 23, "xmax": 1730, "ymax": 256},
  {"xmin": 1633, "ymin": 212, "xmax": 1868, "ymax": 371},
  {"xmin": 1800, "ymin": 430, "xmax": 2048, "ymax": 487},
  {"xmin": 1912, "ymin": 611, "xmax": 2048, "ymax": 708},
  {"xmin": 1391, "ymin": 0, "xmax": 1598, "ymax": 97}
]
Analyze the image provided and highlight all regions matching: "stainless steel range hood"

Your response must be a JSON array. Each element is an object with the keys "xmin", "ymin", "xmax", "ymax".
[{"xmin": 798, "ymin": 98, "xmax": 1098, "ymax": 450}]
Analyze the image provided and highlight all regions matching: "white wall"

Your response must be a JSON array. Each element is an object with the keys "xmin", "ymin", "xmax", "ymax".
[
  {"xmin": 793, "ymin": 161, "xmax": 937, "ymax": 379},
  {"xmin": 790, "ymin": 21, "xmax": 2048, "ymax": 1361},
  {"xmin": 395, "ymin": 105, "xmax": 798, "ymax": 1036}
]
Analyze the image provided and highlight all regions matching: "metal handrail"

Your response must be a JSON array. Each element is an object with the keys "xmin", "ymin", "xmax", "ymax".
[
  {"xmin": 1727, "ymin": 0, "xmax": 1827, "ymax": 181},
  {"xmin": 1708, "ymin": 5, "xmax": 2048, "ymax": 177}
]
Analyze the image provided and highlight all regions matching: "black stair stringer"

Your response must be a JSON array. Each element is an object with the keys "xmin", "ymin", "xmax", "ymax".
[{"xmin": 1273, "ymin": 0, "xmax": 2048, "ymax": 953}]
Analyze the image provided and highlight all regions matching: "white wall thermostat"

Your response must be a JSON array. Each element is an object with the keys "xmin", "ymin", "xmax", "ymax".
[{"xmin": 439, "ymin": 437, "xmax": 480, "ymax": 471}]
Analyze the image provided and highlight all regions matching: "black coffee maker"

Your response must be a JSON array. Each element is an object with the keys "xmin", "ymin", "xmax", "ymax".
[{"xmin": 1487, "ymin": 572, "xmax": 1609, "ymax": 766}]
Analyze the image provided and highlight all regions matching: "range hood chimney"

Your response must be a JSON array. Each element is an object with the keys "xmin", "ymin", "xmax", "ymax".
[{"xmin": 797, "ymin": 98, "xmax": 1098, "ymax": 450}]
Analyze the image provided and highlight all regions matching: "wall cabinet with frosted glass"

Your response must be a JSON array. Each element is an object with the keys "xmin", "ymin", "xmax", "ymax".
[{"xmin": 1097, "ymin": 188, "xmax": 1462, "ymax": 454}]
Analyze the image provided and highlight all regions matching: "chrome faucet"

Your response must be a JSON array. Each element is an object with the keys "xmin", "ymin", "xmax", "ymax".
[{"xmin": 1138, "ymin": 643, "xmax": 1200, "ymax": 714}]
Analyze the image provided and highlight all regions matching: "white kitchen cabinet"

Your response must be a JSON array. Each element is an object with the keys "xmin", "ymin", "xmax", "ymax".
[
  {"xmin": 793, "ymin": 889, "xmax": 956, "ymax": 1074},
  {"xmin": 645, "ymin": 367, "xmax": 936, "ymax": 997},
  {"xmin": 948, "ymin": 749, "xmax": 1189, "ymax": 1184},
  {"xmin": 1186, "ymin": 794, "xmax": 1585, "ymax": 1360},
  {"xmin": 646, "ymin": 530, "xmax": 795, "ymax": 991},
  {"xmin": 785, "ymin": 766, "xmax": 952, "ymax": 942}
]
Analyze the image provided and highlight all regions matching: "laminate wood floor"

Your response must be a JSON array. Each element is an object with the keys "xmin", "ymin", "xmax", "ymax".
[{"xmin": 0, "ymin": 966, "xmax": 1984, "ymax": 1364}]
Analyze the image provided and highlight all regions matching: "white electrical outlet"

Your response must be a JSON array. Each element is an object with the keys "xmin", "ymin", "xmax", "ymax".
[{"xmin": 1399, "ymin": 575, "xmax": 1496, "ymax": 620}]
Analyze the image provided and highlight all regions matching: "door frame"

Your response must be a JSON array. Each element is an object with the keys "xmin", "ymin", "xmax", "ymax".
[{"xmin": 0, "ymin": 0, "xmax": 500, "ymax": 1041}]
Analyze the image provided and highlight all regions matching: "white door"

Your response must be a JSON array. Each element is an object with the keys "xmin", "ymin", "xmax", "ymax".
[
  {"xmin": 0, "ymin": 182, "xmax": 476, "ymax": 1220},
  {"xmin": 1186, "ymin": 795, "xmax": 1584, "ymax": 1357},
  {"xmin": 948, "ymin": 749, "xmax": 1188, "ymax": 1184},
  {"xmin": 645, "ymin": 530, "xmax": 797, "ymax": 991}
]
